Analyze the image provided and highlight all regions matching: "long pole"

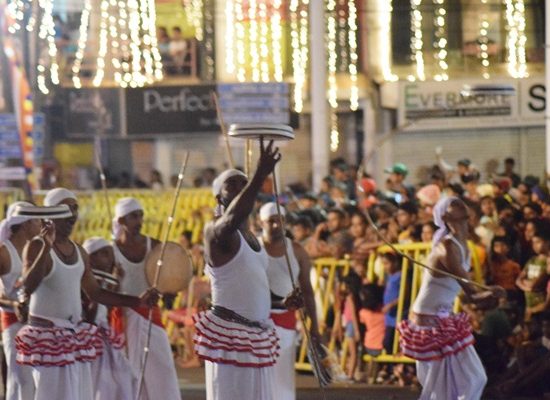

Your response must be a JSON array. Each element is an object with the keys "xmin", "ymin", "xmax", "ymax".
[
  {"xmin": 136, "ymin": 151, "xmax": 190, "ymax": 400},
  {"xmin": 211, "ymin": 91, "xmax": 235, "ymax": 168}
]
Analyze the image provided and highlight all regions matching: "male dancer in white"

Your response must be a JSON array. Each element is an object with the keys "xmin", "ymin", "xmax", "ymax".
[
  {"xmin": 398, "ymin": 196, "xmax": 504, "ymax": 399},
  {"xmin": 112, "ymin": 197, "xmax": 180, "ymax": 400},
  {"xmin": 0, "ymin": 201, "xmax": 39, "ymax": 400},
  {"xmin": 194, "ymin": 139, "xmax": 300, "ymax": 400},
  {"xmin": 83, "ymin": 237, "xmax": 137, "ymax": 400},
  {"xmin": 17, "ymin": 188, "xmax": 158, "ymax": 400},
  {"xmin": 259, "ymin": 202, "xmax": 321, "ymax": 400}
]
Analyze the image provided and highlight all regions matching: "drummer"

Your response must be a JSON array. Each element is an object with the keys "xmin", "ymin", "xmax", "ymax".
[
  {"xmin": 112, "ymin": 197, "xmax": 180, "ymax": 400},
  {"xmin": 82, "ymin": 237, "xmax": 137, "ymax": 400}
]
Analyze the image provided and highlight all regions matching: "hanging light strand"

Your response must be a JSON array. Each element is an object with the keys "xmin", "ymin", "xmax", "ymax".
[
  {"xmin": 410, "ymin": 0, "xmax": 425, "ymax": 81},
  {"xmin": 225, "ymin": 0, "xmax": 235, "ymax": 75},
  {"xmin": 92, "ymin": 0, "xmax": 110, "ymax": 87},
  {"xmin": 249, "ymin": 0, "xmax": 260, "ymax": 82},
  {"xmin": 258, "ymin": 1, "xmax": 270, "ymax": 82},
  {"xmin": 378, "ymin": 0, "xmax": 398, "ymax": 81},
  {"xmin": 147, "ymin": 0, "xmax": 164, "ymax": 80},
  {"xmin": 71, "ymin": 0, "xmax": 92, "ymax": 88},
  {"xmin": 433, "ymin": 0, "xmax": 448, "ymax": 81},
  {"xmin": 479, "ymin": 0, "xmax": 490, "ymax": 79},
  {"xmin": 327, "ymin": 0, "xmax": 339, "ymax": 152},
  {"xmin": 270, "ymin": 0, "xmax": 284, "ymax": 82},
  {"xmin": 348, "ymin": 0, "xmax": 359, "ymax": 110},
  {"xmin": 235, "ymin": 0, "xmax": 246, "ymax": 82}
]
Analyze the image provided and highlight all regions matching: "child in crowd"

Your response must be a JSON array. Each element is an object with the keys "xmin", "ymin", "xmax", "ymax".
[
  {"xmin": 516, "ymin": 221, "xmax": 550, "ymax": 320},
  {"xmin": 358, "ymin": 284, "xmax": 385, "ymax": 383},
  {"xmin": 380, "ymin": 252, "xmax": 403, "ymax": 354},
  {"xmin": 488, "ymin": 236, "xmax": 522, "ymax": 305},
  {"xmin": 339, "ymin": 272, "xmax": 362, "ymax": 380}
]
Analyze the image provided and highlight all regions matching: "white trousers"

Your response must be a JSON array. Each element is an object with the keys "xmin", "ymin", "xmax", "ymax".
[
  {"xmin": 125, "ymin": 308, "xmax": 180, "ymax": 400},
  {"xmin": 91, "ymin": 341, "xmax": 137, "ymax": 400},
  {"xmin": 205, "ymin": 360, "xmax": 274, "ymax": 400},
  {"xmin": 416, "ymin": 345, "xmax": 487, "ymax": 400},
  {"xmin": 272, "ymin": 326, "xmax": 297, "ymax": 400},
  {"xmin": 32, "ymin": 362, "xmax": 93, "ymax": 400},
  {"xmin": 2, "ymin": 322, "xmax": 35, "ymax": 400}
]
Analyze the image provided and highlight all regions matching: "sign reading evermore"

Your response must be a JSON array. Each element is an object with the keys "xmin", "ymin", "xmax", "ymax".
[
  {"xmin": 397, "ymin": 78, "xmax": 545, "ymax": 130},
  {"xmin": 126, "ymin": 84, "xmax": 219, "ymax": 135}
]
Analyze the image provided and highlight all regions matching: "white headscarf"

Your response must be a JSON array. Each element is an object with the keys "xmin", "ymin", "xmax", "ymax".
[
  {"xmin": 432, "ymin": 196, "xmax": 459, "ymax": 245},
  {"xmin": 259, "ymin": 202, "xmax": 285, "ymax": 222},
  {"xmin": 43, "ymin": 188, "xmax": 77, "ymax": 206},
  {"xmin": 112, "ymin": 197, "xmax": 143, "ymax": 239},
  {"xmin": 211, "ymin": 169, "xmax": 247, "ymax": 196},
  {"xmin": 82, "ymin": 236, "xmax": 110, "ymax": 254},
  {"xmin": 0, "ymin": 201, "xmax": 34, "ymax": 243}
]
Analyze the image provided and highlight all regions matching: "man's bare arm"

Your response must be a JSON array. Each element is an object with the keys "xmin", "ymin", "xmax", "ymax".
[{"xmin": 22, "ymin": 239, "xmax": 53, "ymax": 296}]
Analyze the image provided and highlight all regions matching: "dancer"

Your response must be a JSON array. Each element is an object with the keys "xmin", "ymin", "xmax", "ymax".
[
  {"xmin": 193, "ymin": 140, "xmax": 287, "ymax": 400},
  {"xmin": 82, "ymin": 237, "xmax": 137, "ymax": 400},
  {"xmin": 112, "ymin": 197, "xmax": 180, "ymax": 400},
  {"xmin": 398, "ymin": 196, "xmax": 504, "ymax": 399},
  {"xmin": 16, "ymin": 188, "xmax": 158, "ymax": 400},
  {"xmin": 259, "ymin": 202, "xmax": 321, "ymax": 400},
  {"xmin": 0, "ymin": 202, "xmax": 38, "ymax": 400}
]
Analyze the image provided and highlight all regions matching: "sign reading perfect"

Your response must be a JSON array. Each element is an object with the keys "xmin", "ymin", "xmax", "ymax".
[{"xmin": 126, "ymin": 84, "xmax": 219, "ymax": 134}]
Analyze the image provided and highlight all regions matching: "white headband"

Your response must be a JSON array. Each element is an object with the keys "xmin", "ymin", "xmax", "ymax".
[
  {"xmin": 44, "ymin": 188, "xmax": 77, "ymax": 206},
  {"xmin": 432, "ymin": 196, "xmax": 458, "ymax": 245},
  {"xmin": 259, "ymin": 202, "xmax": 285, "ymax": 222},
  {"xmin": 112, "ymin": 197, "xmax": 143, "ymax": 239},
  {"xmin": 212, "ymin": 169, "xmax": 247, "ymax": 196},
  {"xmin": 83, "ymin": 237, "xmax": 110, "ymax": 254},
  {"xmin": 0, "ymin": 201, "xmax": 34, "ymax": 243}
]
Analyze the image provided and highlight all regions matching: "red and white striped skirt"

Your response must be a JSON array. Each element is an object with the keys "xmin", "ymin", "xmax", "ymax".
[
  {"xmin": 15, "ymin": 320, "xmax": 103, "ymax": 367},
  {"xmin": 397, "ymin": 312, "xmax": 475, "ymax": 361},
  {"xmin": 193, "ymin": 310, "xmax": 280, "ymax": 368}
]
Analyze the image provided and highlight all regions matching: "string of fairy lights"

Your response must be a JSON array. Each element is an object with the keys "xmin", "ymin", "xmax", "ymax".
[
  {"xmin": 479, "ymin": 0, "xmax": 491, "ymax": 79},
  {"xmin": 432, "ymin": 0, "xmax": 448, "ymax": 81},
  {"xmin": 504, "ymin": 0, "xmax": 528, "ymax": 78}
]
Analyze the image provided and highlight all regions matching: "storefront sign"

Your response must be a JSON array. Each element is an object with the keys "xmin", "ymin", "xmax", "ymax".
[
  {"xmin": 126, "ymin": 84, "xmax": 219, "ymax": 134},
  {"xmin": 64, "ymin": 88, "xmax": 122, "ymax": 136},
  {"xmin": 397, "ymin": 78, "xmax": 545, "ymax": 131}
]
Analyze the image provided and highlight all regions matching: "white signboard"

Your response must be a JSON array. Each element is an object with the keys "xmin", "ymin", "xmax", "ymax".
[{"xmin": 397, "ymin": 78, "xmax": 545, "ymax": 131}]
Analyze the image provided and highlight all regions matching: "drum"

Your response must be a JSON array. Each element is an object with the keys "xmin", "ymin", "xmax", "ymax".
[
  {"xmin": 144, "ymin": 242, "xmax": 193, "ymax": 294},
  {"xmin": 228, "ymin": 124, "xmax": 295, "ymax": 141}
]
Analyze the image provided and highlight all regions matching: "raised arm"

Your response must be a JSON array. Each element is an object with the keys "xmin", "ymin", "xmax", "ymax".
[
  {"xmin": 22, "ymin": 223, "xmax": 55, "ymax": 296},
  {"xmin": 208, "ymin": 139, "xmax": 280, "ymax": 242}
]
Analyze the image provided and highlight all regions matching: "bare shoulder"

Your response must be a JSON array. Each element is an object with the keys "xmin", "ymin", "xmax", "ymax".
[
  {"xmin": 76, "ymin": 243, "xmax": 89, "ymax": 262},
  {"xmin": 292, "ymin": 241, "xmax": 308, "ymax": 259}
]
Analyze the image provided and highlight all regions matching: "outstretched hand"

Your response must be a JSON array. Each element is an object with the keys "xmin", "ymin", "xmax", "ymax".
[
  {"xmin": 39, "ymin": 220, "xmax": 55, "ymax": 246},
  {"xmin": 256, "ymin": 138, "xmax": 281, "ymax": 179}
]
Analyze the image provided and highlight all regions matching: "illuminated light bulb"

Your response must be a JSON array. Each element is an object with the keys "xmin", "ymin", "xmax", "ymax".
[
  {"xmin": 235, "ymin": 0, "xmax": 246, "ymax": 82},
  {"xmin": 410, "ymin": 0, "xmax": 425, "ymax": 81},
  {"xmin": 271, "ymin": 0, "xmax": 284, "ymax": 82},
  {"xmin": 327, "ymin": 0, "xmax": 338, "ymax": 109},
  {"xmin": 432, "ymin": 0, "xmax": 448, "ymax": 80}
]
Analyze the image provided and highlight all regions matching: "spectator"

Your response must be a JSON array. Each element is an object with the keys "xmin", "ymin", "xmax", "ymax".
[
  {"xmin": 307, "ymin": 208, "xmax": 353, "ymax": 259},
  {"xmin": 499, "ymin": 157, "xmax": 522, "ymax": 187},
  {"xmin": 157, "ymin": 26, "xmax": 171, "ymax": 60},
  {"xmin": 379, "ymin": 252, "xmax": 403, "ymax": 355},
  {"xmin": 488, "ymin": 236, "xmax": 522, "ymax": 305},
  {"xmin": 395, "ymin": 202, "xmax": 418, "ymax": 244},
  {"xmin": 169, "ymin": 27, "xmax": 188, "ymax": 73},
  {"xmin": 331, "ymin": 161, "xmax": 356, "ymax": 200},
  {"xmin": 150, "ymin": 169, "xmax": 164, "ymax": 190},
  {"xmin": 517, "ymin": 221, "xmax": 550, "ymax": 320},
  {"xmin": 290, "ymin": 215, "xmax": 314, "ymax": 249},
  {"xmin": 359, "ymin": 283, "xmax": 385, "ymax": 382},
  {"xmin": 383, "ymin": 163, "xmax": 414, "ymax": 203}
]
